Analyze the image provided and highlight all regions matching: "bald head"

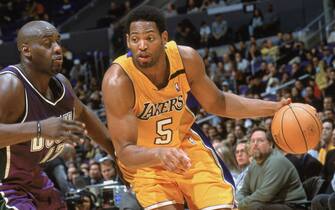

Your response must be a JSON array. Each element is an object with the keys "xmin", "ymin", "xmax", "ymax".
[{"xmin": 17, "ymin": 21, "xmax": 58, "ymax": 51}]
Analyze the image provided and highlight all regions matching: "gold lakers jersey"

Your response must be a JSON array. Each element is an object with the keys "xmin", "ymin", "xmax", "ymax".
[{"xmin": 113, "ymin": 41, "xmax": 195, "ymax": 149}]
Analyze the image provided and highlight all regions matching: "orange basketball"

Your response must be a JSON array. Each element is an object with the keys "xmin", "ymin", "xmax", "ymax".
[{"xmin": 271, "ymin": 103, "xmax": 322, "ymax": 154}]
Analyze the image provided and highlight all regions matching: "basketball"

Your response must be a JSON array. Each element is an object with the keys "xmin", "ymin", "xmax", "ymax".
[{"xmin": 271, "ymin": 103, "xmax": 322, "ymax": 154}]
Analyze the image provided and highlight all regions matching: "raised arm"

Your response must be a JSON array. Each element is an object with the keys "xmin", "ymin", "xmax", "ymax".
[
  {"xmin": 180, "ymin": 46, "xmax": 290, "ymax": 119},
  {"xmin": 57, "ymin": 74, "xmax": 114, "ymax": 156},
  {"xmin": 0, "ymin": 73, "xmax": 85, "ymax": 149},
  {"xmin": 101, "ymin": 64, "xmax": 190, "ymax": 172}
]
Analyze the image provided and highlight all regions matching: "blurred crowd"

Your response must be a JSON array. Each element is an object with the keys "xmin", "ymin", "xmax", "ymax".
[{"xmin": 0, "ymin": 0, "xmax": 92, "ymax": 42}]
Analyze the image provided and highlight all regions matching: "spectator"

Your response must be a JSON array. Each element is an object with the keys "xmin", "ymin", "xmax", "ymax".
[
  {"xmin": 88, "ymin": 162, "xmax": 103, "ymax": 185},
  {"xmin": 260, "ymin": 39, "xmax": 279, "ymax": 62},
  {"xmin": 235, "ymin": 52, "xmax": 249, "ymax": 73},
  {"xmin": 200, "ymin": 21, "xmax": 211, "ymax": 47},
  {"xmin": 247, "ymin": 43, "xmax": 261, "ymax": 62},
  {"xmin": 237, "ymin": 41, "xmax": 246, "ymax": 57},
  {"xmin": 164, "ymin": 2, "xmax": 177, "ymax": 17},
  {"xmin": 291, "ymin": 87, "xmax": 304, "ymax": 103},
  {"xmin": 321, "ymin": 128, "xmax": 335, "ymax": 189},
  {"xmin": 69, "ymin": 59, "xmax": 85, "ymax": 84},
  {"xmin": 80, "ymin": 162, "xmax": 90, "ymax": 177},
  {"xmin": 278, "ymin": 33, "xmax": 296, "ymax": 65},
  {"xmin": 216, "ymin": 143, "xmax": 240, "ymax": 180},
  {"xmin": 312, "ymin": 135, "xmax": 335, "ymax": 210},
  {"xmin": 208, "ymin": 126, "xmax": 219, "ymax": 141},
  {"xmin": 303, "ymin": 86, "xmax": 323, "ymax": 112},
  {"xmin": 318, "ymin": 119, "xmax": 334, "ymax": 164},
  {"xmin": 211, "ymin": 14, "xmax": 228, "ymax": 46},
  {"xmin": 237, "ymin": 127, "xmax": 306, "ymax": 210},
  {"xmin": 87, "ymin": 91, "xmax": 106, "ymax": 123},
  {"xmin": 265, "ymin": 77, "xmax": 279, "ymax": 96},
  {"xmin": 325, "ymin": 68, "xmax": 335, "ymax": 100},
  {"xmin": 285, "ymin": 153, "xmax": 323, "ymax": 182},
  {"xmin": 175, "ymin": 20, "xmax": 200, "ymax": 48},
  {"xmin": 323, "ymin": 46, "xmax": 335, "ymax": 67},
  {"xmin": 99, "ymin": 156, "xmax": 118, "ymax": 182},
  {"xmin": 248, "ymin": 8, "xmax": 264, "ymax": 37},
  {"xmin": 263, "ymin": 3, "xmax": 279, "ymax": 35},
  {"xmin": 186, "ymin": 0, "xmax": 200, "ymax": 13},
  {"xmin": 200, "ymin": 0, "xmax": 217, "ymax": 11},
  {"xmin": 234, "ymin": 124, "xmax": 246, "ymax": 141},
  {"xmin": 327, "ymin": 26, "xmax": 335, "ymax": 43},
  {"xmin": 234, "ymin": 140, "xmax": 251, "ymax": 193},
  {"xmin": 324, "ymin": 97, "xmax": 335, "ymax": 112},
  {"xmin": 67, "ymin": 166, "xmax": 80, "ymax": 188}
]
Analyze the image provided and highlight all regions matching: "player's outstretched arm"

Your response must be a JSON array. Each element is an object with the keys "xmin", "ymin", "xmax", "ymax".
[
  {"xmin": 57, "ymin": 74, "xmax": 114, "ymax": 156},
  {"xmin": 102, "ymin": 64, "xmax": 191, "ymax": 173},
  {"xmin": 180, "ymin": 46, "xmax": 290, "ymax": 119},
  {"xmin": 0, "ymin": 73, "xmax": 86, "ymax": 149}
]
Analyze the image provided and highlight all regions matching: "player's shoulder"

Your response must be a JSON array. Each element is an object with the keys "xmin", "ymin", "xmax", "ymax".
[
  {"xmin": 55, "ymin": 73, "xmax": 68, "ymax": 82},
  {"xmin": 102, "ymin": 63, "xmax": 135, "ymax": 112},
  {"xmin": 55, "ymin": 73, "xmax": 72, "ymax": 90},
  {"xmin": 0, "ymin": 67, "xmax": 24, "ymax": 94},
  {"xmin": 176, "ymin": 45, "xmax": 204, "ymax": 79},
  {"xmin": 102, "ymin": 63, "xmax": 132, "ymax": 90},
  {"xmin": 0, "ymin": 66, "xmax": 25, "ymax": 122},
  {"xmin": 177, "ymin": 45, "xmax": 203, "ymax": 68},
  {"xmin": 177, "ymin": 45, "xmax": 200, "ymax": 62},
  {"xmin": 268, "ymin": 150, "xmax": 291, "ymax": 166}
]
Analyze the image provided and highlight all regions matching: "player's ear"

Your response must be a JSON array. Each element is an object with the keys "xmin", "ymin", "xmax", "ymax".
[
  {"xmin": 126, "ymin": 34, "xmax": 130, "ymax": 49},
  {"xmin": 162, "ymin": 31, "xmax": 168, "ymax": 45},
  {"xmin": 21, "ymin": 43, "xmax": 31, "ymax": 58}
]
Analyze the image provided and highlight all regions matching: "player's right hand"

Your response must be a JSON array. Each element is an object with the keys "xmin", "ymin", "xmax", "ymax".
[
  {"xmin": 155, "ymin": 148, "xmax": 192, "ymax": 174},
  {"xmin": 39, "ymin": 117, "xmax": 87, "ymax": 143}
]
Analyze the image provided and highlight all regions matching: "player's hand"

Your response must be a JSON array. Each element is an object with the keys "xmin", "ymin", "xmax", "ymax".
[
  {"xmin": 155, "ymin": 148, "xmax": 192, "ymax": 174},
  {"xmin": 276, "ymin": 98, "xmax": 291, "ymax": 111},
  {"xmin": 39, "ymin": 117, "xmax": 87, "ymax": 144}
]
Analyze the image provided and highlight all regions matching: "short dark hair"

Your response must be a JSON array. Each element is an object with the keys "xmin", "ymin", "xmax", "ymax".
[
  {"xmin": 233, "ymin": 139, "xmax": 249, "ymax": 154},
  {"xmin": 99, "ymin": 156, "xmax": 115, "ymax": 167},
  {"xmin": 250, "ymin": 126, "xmax": 274, "ymax": 144},
  {"xmin": 322, "ymin": 118, "xmax": 334, "ymax": 126},
  {"xmin": 125, "ymin": 6, "xmax": 166, "ymax": 34}
]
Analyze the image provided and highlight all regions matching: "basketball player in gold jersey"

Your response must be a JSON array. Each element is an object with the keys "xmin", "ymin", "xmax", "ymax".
[{"xmin": 102, "ymin": 6, "xmax": 290, "ymax": 210}]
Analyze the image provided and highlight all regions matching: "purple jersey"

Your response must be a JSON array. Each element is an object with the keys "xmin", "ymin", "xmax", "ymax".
[{"xmin": 0, "ymin": 65, "xmax": 74, "ymax": 209}]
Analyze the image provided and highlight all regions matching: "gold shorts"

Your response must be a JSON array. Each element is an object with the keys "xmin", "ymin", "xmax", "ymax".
[{"xmin": 132, "ymin": 125, "xmax": 235, "ymax": 210}]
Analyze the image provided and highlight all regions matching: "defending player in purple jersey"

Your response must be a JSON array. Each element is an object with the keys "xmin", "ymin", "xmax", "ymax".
[{"xmin": 0, "ymin": 21, "xmax": 114, "ymax": 210}]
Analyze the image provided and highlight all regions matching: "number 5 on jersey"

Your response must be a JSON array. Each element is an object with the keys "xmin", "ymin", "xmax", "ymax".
[{"xmin": 155, "ymin": 118, "xmax": 173, "ymax": 144}]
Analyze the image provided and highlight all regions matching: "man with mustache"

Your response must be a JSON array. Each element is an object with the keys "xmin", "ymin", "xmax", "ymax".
[
  {"xmin": 237, "ymin": 127, "xmax": 306, "ymax": 210},
  {"xmin": 0, "ymin": 21, "xmax": 114, "ymax": 210}
]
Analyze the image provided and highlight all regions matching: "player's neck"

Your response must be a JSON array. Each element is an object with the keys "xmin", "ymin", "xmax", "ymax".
[
  {"xmin": 19, "ymin": 63, "xmax": 52, "ymax": 96},
  {"xmin": 138, "ymin": 54, "xmax": 170, "ymax": 89}
]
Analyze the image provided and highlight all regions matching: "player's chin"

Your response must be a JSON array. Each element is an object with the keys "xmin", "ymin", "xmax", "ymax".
[
  {"xmin": 137, "ymin": 59, "xmax": 154, "ymax": 68},
  {"xmin": 51, "ymin": 66, "xmax": 62, "ymax": 75}
]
